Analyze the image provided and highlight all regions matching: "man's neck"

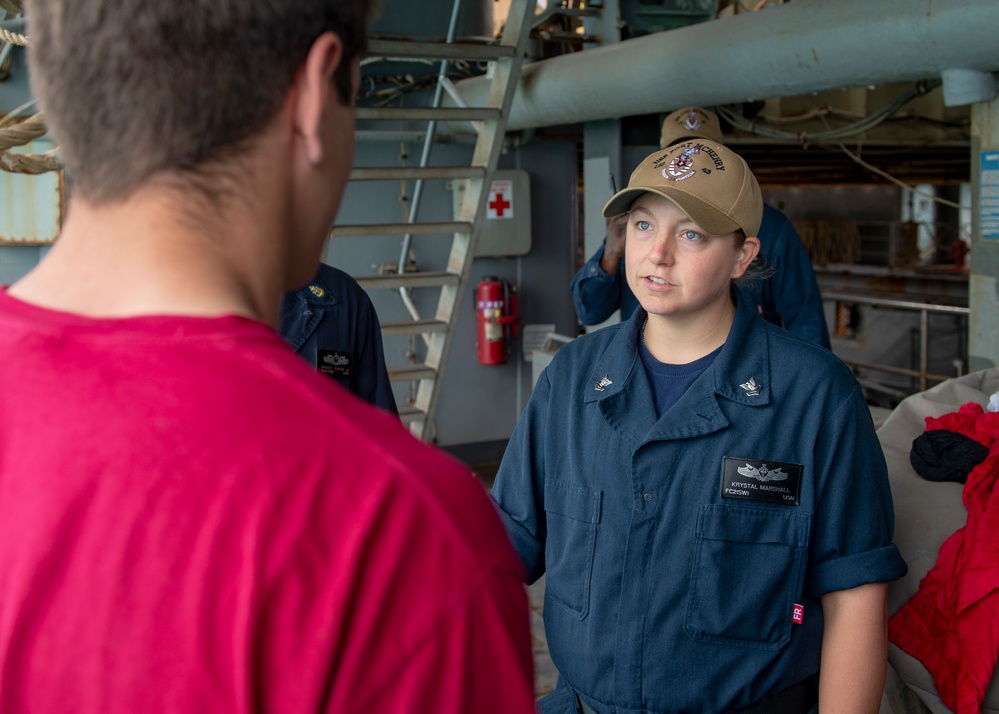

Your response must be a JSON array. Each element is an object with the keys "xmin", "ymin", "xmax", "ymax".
[{"xmin": 9, "ymin": 179, "xmax": 293, "ymax": 326}]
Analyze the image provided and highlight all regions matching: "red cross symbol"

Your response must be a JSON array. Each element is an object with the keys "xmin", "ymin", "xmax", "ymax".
[{"xmin": 489, "ymin": 192, "xmax": 511, "ymax": 217}]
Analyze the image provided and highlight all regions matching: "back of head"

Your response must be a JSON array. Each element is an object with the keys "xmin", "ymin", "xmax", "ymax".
[
  {"xmin": 659, "ymin": 106, "xmax": 724, "ymax": 148},
  {"xmin": 26, "ymin": 0, "xmax": 374, "ymax": 204}
]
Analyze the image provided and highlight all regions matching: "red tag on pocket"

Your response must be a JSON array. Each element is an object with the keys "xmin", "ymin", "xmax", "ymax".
[{"xmin": 792, "ymin": 603, "xmax": 804, "ymax": 625}]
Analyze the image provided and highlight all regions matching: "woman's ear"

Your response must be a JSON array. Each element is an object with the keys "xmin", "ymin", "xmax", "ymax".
[{"xmin": 732, "ymin": 235, "xmax": 761, "ymax": 279}]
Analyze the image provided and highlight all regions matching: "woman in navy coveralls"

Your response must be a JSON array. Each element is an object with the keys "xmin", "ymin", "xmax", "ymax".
[{"xmin": 490, "ymin": 142, "xmax": 907, "ymax": 714}]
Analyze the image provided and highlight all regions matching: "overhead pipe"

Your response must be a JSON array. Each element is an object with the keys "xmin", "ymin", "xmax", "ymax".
[{"xmin": 447, "ymin": 0, "xmax": 999, "ymax": 131}]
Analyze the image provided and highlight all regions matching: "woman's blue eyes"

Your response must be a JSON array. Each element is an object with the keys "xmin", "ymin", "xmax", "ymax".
[{"xmin": 633, "ymin": 222, "xmax": 702, "ymax": 241}]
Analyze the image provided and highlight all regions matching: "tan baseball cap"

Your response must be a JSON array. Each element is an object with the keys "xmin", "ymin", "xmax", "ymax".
[
  {"xmin": 659, "ymin": 106, "xmax": 724, "ymax": 148},
  {"xmin": 602, "ymin": 141, "xmax": 763, "ymax": 237}
]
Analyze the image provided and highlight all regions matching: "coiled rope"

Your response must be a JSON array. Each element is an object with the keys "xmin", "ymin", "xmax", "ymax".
[
  {"xmin": 0, "ymin": 5, "xmax": 54, "ymax": 174},
  {"xmin": 0, "ymin": 114, "xmax": 62, "ymax": 175},
  {"xmin": 0, "ymin": 147, "xmax": 58, "ymax": 174},
  {"xmin": 0, "ymin": 26, "xmax": 26, "ymax": 45},
  {"xmin": 0, "ymin": 5, "xmax": 53, "ymax": 173}
]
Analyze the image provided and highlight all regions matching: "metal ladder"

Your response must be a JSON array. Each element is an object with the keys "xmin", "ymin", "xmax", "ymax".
[{"xmin": 337, "ymin": 0, "xmax": 534, "ymax": 441}]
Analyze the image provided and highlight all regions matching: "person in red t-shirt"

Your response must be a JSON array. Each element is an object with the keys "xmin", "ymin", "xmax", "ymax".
[{"xmin": 0, "ymin": 2, "xmax": 535, "ymax": 712}]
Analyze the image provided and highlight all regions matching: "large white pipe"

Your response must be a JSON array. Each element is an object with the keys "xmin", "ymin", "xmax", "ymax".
[{"xmin": 451, "ymin": 0, "xmax": 999, "ymax": 130}]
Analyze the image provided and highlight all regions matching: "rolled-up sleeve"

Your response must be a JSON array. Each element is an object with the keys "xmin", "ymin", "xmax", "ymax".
[
  {"xmin": 570, "ymin": 241, "xmax": 624, "ymax": 326},
  {"xmin": 807, "ymin": 387, "xmax": 908, "ymax": 595}
]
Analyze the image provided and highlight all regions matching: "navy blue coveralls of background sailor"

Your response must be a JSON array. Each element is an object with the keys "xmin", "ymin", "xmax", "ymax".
[
  {"xmin": 279, "ymin": 263, "xmax": 397, "ymax": 415},
  {"xmin": 570, "ymin": 204, "xmax": 831, "ymax": 350},
  {"xmin": 490, "ymin": 293, "xmax": 906, "ymax": 714}
]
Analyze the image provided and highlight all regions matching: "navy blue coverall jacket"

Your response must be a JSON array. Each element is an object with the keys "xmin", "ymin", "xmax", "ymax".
[
  {"xmin": 570, "ymin": 204, "xmax": 831, "ymax": 349},
  {"xmin": 279, "ymin": 264, "xmax": 397, "ymax": 415},
  {"xmin": 490, "ymin": 296, "xmax": 905, "ymax": 713}
]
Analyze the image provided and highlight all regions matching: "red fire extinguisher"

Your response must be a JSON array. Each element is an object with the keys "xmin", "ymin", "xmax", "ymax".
[{"xmin": 476, "ymin": 277, "xmax": 519, "ymax": 366}]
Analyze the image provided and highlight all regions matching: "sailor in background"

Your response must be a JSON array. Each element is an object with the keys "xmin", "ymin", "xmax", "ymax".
[{"xmin": 280, "ymin": 262, "xmax": 397, "ymax": 415}]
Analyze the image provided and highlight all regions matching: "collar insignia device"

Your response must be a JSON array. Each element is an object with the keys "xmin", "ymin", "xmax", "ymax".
[{"xmin": 739, "ymin": 377, "xmax": 761, "ymax": 396}]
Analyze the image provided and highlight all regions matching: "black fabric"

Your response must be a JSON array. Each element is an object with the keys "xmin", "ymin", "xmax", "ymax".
[
  {"xmin": 730, "ymin": 675, "xmax": 818, "ymax": 714},
  {"xmin": 565, "ymin": 675, "xmax": 819, "ymax": 714},
  {"xmin": 910, "ymin": 429, "xmax": 990, "ymax": 484}
]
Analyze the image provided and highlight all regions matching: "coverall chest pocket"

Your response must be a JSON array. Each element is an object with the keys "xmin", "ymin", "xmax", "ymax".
[
  {"xmin": 684, "ymin": 504, "xmax": 811, "ymax": 651},
  {"xmin": 544, "ymin": 478, "xmax": 601, "ymax": 620}
]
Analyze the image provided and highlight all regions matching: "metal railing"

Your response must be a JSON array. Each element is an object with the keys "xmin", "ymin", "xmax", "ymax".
[{"xmin": 822, "ymin": 290, "xmax": 969, "ymax": 393}]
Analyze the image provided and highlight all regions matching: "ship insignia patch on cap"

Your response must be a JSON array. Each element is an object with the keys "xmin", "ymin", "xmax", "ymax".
[
  {"xmin": 683, "ymin": 111, "xmax": 702, "ymax": 132},
  {"xmin": 664, "ymin": 146, "xmax": 700, "ymax": 182}
]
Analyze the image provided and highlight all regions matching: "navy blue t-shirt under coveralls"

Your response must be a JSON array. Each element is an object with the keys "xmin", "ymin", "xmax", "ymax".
[{"xmin": 490, "ymin": 295, "xmax": 906, "ymax": 714}]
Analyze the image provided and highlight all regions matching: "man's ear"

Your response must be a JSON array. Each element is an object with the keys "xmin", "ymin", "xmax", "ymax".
[
  {"xmin": 295, "ymin": 32, "xmax": 345, "ymax": 165},
  {"xmin": 732, "ymin": 235, "xmax": 761, "ymax": 279}
]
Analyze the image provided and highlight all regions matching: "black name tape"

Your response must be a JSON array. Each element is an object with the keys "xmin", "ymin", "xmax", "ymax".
[
  {"xmin": 316, "ymin": 349, "xmax": 353, "ymax": 380},
  {"xmin": 721, "ymin": 456, "xmax": 803, "ymax": 506}
]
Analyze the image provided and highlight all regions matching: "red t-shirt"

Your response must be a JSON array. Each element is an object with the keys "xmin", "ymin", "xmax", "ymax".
[{"xmin": 0, "ymin": 290, "xmax": 535, "ymax": 713}]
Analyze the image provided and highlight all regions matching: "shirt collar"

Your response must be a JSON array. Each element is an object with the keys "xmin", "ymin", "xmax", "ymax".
[
  {"xmin": 582, "ymin": 293, "xmax": 772, "ymax": 411},
  {"xmin": 296, "ymin": 270, "xmax": 339, "ymax": 306}
]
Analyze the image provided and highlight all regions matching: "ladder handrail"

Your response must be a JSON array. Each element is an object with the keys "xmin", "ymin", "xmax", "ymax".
[
  {"xmin": 396, "ymin": 0, "xmax": 467, "ymax": 351},
  {"xmin": 345, "ymin": 0, "xmax": 536, "ymax": 441},
  {"xmin": 407, "ymin": 0, "xmax": 535, "ymax": 440}
]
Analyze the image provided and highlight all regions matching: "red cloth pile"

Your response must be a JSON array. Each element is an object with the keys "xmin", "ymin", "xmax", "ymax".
[{"xmin": 889, "ymin": 402, "xmax": 999, "ymax": 713}]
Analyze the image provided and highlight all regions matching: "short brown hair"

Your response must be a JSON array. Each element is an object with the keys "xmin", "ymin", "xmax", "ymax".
[{"xmin": 26, "ymin": 0, "xmax": 373, "ymax": 203}]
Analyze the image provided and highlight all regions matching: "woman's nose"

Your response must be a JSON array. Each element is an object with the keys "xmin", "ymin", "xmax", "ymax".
[{"xmin": 648, "ymin": 232, "xmax": 674, "ymax": 264}]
